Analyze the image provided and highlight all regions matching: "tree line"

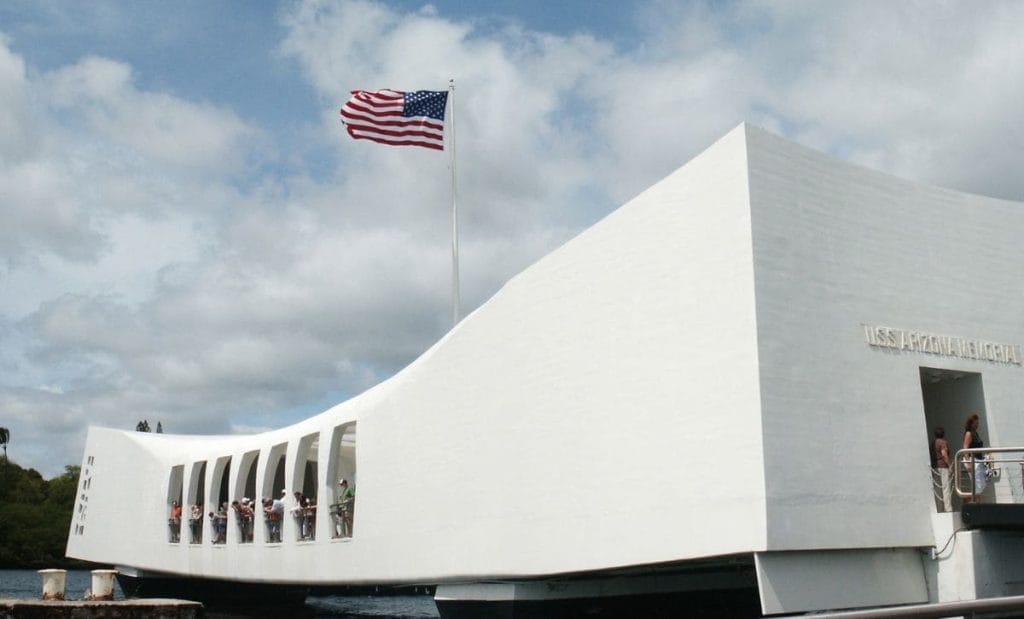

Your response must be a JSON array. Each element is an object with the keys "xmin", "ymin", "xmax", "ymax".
[{"xmin": 0, "ymin": 459, "xmax": 87, "ymax": 568}]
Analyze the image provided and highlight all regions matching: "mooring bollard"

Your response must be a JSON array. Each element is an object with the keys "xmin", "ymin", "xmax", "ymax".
[
  {"xmin": 91, "ymin": 569, "xmax": 118, "ymax": 601},
  {"xmin": 38, "ymin": 568, "xmax": 67, "ymax": 600}
]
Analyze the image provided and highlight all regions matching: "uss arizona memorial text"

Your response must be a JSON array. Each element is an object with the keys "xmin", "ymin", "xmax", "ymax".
[{"xmin": 864, "ymin": 324, "xmax": 1022, "ymax": 366}]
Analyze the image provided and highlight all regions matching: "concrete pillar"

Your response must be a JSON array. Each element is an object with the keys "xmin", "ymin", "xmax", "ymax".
[
  {"xmin": 38, "ymin": 569, "xmax": 66, "ymax": 600},
  {"xmin": 91, "ymin": 569, "xmax": 118, "ymax": 600}
]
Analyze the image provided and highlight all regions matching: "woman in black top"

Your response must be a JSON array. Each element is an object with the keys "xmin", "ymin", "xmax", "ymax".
[{"xmin": 963, "ymin": 413, "xmax": 986, "ymax": 503}]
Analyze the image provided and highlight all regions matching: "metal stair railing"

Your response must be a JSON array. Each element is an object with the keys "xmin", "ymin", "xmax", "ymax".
[{"xmin": 953, "ymin": 446, "xmax": 1024, "ymax": 502}]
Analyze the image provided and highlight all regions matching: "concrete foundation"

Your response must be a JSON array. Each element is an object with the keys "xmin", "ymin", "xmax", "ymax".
[{"xmin": 0, "ymin": 598, "xmax": 203, "ymax": 618}]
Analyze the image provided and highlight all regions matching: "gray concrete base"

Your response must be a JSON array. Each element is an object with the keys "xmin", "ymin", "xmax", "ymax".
[{"xmin": 0, "ymin": 598, "xmax": 203, "ymax": 618}]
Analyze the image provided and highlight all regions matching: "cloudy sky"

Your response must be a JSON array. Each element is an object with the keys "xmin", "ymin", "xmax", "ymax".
[{"xmin": 1, "ymin": 0, "xmax": 1022, "ymax": 477}]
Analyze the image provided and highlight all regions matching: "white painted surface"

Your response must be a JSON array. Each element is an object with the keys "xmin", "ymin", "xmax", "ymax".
[
  {"xmin": 65, "ymin": 124, "xmax": 1024, "ymax": 613},
  {"xmin": 90, "ymin": 570, "xmax": 118, "ymax": 599},
  {"xmin": 745, "ymin": 127, "xmax": 1024, "ymax": 551},
  {"xmin": 435, "ymin": 570, "xmax": 753, "ymax": 602},
  {"xmin": 755, "ymin": 549, "xmax": 929, "ymax": 614},
  {"xmin": 925, "ymin": 512, "xmax": 1024, "ymax": 606},
  {"xmin": 926, "ymin": 511, "xmax": 970, "ymax": 603},
  {"xmin": 68, "ymin": 125, "xmax": 766, "ymax": 583},
  {"xmin": 38, "ymin": 569, "xmax": 66, "ymax": 600}
]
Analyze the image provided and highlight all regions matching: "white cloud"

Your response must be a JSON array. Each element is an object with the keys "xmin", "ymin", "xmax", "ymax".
[
  {"xmin": 0, "ymin": 34, "xmax": 40, "ymax": 166},
  {"xmin": 3, "ymin": 0, "xmax": 1024, "ymax": 476},
  {"xmin": 733, "ymin": 1, "xmax": 1024, "ymax": 199},
  {"xmin": 46, "ymin": 55, "xmax": 262, "ymax": 174},
  {"xmin": 0, "ymin": 159, "xmax": 105, "ymax": 264}
]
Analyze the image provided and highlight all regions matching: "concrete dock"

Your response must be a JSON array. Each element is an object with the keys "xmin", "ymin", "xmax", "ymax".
[{"xmin": 0, "ymin": 598, "xmax": 203, "ymax": 618}]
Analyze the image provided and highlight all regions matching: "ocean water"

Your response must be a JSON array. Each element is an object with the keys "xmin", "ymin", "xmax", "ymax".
[{"xmin": 0, "ymin": 570, "xmax": 439, "ymax": 618}]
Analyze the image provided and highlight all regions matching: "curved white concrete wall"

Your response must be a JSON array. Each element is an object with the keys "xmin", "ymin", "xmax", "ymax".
[
  {"xmin": 66, "ymin": 124, "xmax": 1024, "ymax": 588},
  {"xmin": 67, "ymin": 125, "xmax": 766, "ymax": 584}
]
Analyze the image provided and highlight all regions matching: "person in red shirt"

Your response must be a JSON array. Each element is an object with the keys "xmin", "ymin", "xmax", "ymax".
[{"xmin": 169, "ymin": 501, "xmax": 183, "ymax": 542}]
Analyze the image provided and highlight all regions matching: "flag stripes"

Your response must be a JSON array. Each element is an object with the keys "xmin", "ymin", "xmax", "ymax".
[{"xmin": 340, "ymin": 89, "xmax": 448, "ymax": 151}]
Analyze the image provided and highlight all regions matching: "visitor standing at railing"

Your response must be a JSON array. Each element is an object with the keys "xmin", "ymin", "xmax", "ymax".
[
  {"xmin": 168, "ymin": 501, "xmax": 182, "ymax": 542},
  {"xmin": 339, "ymin": 479, "xmax": 354, "ymax": 537},
  {"xmin": 263, "ymin": 494, "xmax": 284, "ymax": 542},
  {"xmin": 292, "ymin": 491, "xmax": 310, "ymax": 539},
  {"xmin": 233, "ymin": 499, "xmax": 254, "ymax": 542},
  {"xmin": 932, "ymin": 427, "xmax": 952, "ymax": 512},
  {"xmin": 305, "ymin": 497, "xmax": 317, "ymax": 540},
  {"xmin": 963, "ymin": 413, "xmax": 987, "ymax": 503},
  {"xmin": 189, "ymin": 503, "xmax": 202, "ymax": 543},
  {"xmin": 213, "ymin": 502, "xmax": 228, "ymax": 543}
]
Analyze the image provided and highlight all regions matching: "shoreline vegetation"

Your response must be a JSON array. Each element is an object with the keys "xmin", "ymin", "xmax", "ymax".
[{"xmin": 0, "ymin": 460, "xmax": 98, "ymax": 570}]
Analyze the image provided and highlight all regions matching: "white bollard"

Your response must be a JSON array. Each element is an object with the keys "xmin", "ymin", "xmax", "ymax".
[
  {"xmin": 38, "ymin": 568, "xmax": 67, "ymax": 600},
  {"xmin": 90, "ymin": 569, "xmax": 118, "ymax": 601}
]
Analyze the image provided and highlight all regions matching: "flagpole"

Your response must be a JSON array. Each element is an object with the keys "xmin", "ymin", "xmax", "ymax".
[{"xmin": 449, "ymin": 78, "xmax": 460, "ymax": 327}]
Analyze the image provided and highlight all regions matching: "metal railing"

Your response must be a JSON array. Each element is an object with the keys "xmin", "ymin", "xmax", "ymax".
[
  {"xmin": 776, "ymin": 592, "xmax": 1024, "ymax": 618},
  {"xmin": 953, "ymin": 446, "xmax": 1024, "ymax": 503},
  {"xmin": 330, "ymin": 501, "xmax": 354, "ymax": 538}
]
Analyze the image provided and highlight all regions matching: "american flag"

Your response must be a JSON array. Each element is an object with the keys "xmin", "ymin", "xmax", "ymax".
[{"xmin": 339, "ymin": 89, "xmax": 448, "ymax": 151}]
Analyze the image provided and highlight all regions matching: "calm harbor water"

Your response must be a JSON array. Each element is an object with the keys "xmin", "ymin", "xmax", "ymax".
[{"xmin": 0, "ymin": 570, "xmax": 439, "ymax": 618}]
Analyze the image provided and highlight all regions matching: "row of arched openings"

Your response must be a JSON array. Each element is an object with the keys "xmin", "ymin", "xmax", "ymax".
[{"xmin": 165, "ymin": 422, "xmax": 356, "ymax": 544}]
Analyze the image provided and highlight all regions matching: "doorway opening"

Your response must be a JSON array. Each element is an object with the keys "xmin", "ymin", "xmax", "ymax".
[{"xmin": 920, "ymin": 367, "xmax": 988, "ymax": 509}]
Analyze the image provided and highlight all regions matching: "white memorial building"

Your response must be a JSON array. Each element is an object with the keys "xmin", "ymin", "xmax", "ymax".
[{"xmin": 67, "ymin": 124, "xmax": 1024, "ymax": 616}]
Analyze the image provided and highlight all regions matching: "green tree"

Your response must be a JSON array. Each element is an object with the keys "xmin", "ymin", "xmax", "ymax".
[
  {"xmin": 0, "ymin": 426, "xmax": 9, "ymax": 464},
  {"xmin": 0, "ymin": 460, "xmax": 85, "ymax": 568}
]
